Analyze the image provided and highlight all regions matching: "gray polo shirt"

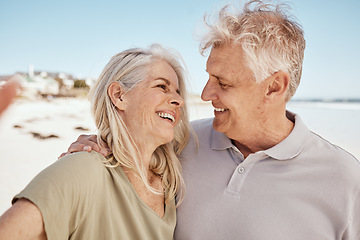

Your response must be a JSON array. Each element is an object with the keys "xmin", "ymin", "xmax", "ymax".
[{"xmin": 175, "ymin": 111, "xmax": 360, "ymax": 240}]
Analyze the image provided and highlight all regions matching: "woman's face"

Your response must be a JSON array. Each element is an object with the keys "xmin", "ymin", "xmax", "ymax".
[{"xmin": 120, "ymin": 60, "xmax": 184, "ymax": 150}]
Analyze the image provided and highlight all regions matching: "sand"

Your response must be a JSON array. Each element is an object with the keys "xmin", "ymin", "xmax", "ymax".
[{"xmin": 0, "ymin": 98, "xmax": 96, "ymax": 214}]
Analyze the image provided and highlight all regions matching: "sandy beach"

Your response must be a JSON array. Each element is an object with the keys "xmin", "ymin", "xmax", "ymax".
[
  {"xmin": 0, "ymin": 97, "xmax": 359, "ymax": 214},
  {"xmin": 0, "ymin": 98, "xmax": 94, "ymax": 214}
]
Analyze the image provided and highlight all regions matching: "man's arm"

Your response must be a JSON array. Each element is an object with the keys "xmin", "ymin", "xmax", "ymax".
[
  {"xmin": 342, "ymin": 190, "xmax": 360, "ymax": 239},
  {"xmin": 58, "ymin": 134, "xmax": 110, "ymax": 159},
  {"xmin": 0, "ymin": 198, "xmax": 47, "ymax": 240}
]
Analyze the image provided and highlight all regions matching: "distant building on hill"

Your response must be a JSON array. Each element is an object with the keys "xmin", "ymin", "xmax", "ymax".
[{"xmin": 0, "ymin": 66, "xmax": 95, "ymax": 99}]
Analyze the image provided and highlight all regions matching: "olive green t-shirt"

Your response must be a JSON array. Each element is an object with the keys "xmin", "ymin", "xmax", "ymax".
[{"xmin": 13, "ymin": 151, "xmax": 176, "ymax": 240}]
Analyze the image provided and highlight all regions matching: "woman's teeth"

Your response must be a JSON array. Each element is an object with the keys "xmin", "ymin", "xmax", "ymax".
[{"xmin": 157, "ymin": 112, "xmax": 175, "ymax": 123}]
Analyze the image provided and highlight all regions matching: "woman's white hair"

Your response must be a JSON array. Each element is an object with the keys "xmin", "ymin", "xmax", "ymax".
[
  {"xmin": 89, "ymin": 44, "xmax": 190, "ymax": 205},
  {"xmin": 200, "ymin": 0, "xmax": 306, "ymax": 101}
]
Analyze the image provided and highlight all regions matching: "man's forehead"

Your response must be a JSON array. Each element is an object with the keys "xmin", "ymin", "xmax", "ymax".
[
  {"xmin": 208, "ymin": 44, "xmax": 244, "ymax": 62},
  {"xmin": 207, "ymin": 46, "xmax": 240, "ymax": 70},
  {"xmin": 206, "ymin": 48, "xmax": 228, "ymax": 70},
  {"xmin": 206, "ymin": 44, "xmax": 254, "ymax": 84}
]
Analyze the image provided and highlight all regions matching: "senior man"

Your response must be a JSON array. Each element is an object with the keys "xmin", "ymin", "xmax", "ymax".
[{"xmin": 63, "ymin": 0, "xmax": 360, "ymax": 239}]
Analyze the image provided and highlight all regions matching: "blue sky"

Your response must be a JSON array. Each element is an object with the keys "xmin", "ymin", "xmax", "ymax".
[{"xmin": 1, "ymin": 0, "xmax": 359, "ymax": 99}]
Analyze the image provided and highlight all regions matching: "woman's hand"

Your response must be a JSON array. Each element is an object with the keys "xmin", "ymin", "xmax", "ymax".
[{"xmin": 58, "ymin": 134, "xmax": 110, "ymax": 159}]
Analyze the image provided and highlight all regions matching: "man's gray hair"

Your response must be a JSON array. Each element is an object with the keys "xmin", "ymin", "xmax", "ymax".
[{"xmin": 200, "ymin": 0, "xmax": 306, "ymax": 101}]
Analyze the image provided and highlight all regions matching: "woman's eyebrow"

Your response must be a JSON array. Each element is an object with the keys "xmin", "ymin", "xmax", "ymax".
[{"xmin": 157, "ymin": 78, "xmax": 171, "ymax": 85}]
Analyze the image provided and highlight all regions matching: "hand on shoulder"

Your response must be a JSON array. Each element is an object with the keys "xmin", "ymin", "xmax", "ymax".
[{"xmin": 58, "ymin": 134, "xmax": 111, "ymax": 159}]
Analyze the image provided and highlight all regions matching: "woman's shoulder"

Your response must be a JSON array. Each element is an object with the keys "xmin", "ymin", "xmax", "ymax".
[
  {"xmin": 58, "ymin": 151, "xmax": 105, "ymax": 166},
  {"xmin": 54, "ymin": 151, "xmax": 108, "ymax": 180}
]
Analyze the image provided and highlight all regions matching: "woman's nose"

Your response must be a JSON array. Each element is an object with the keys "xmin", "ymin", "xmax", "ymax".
[{"xmin": 169, "ymin": 92, "xmax": 184, "ymax": 107}]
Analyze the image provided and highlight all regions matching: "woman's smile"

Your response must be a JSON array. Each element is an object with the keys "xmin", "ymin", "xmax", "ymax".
[{"xmin": 156, "ymin": 111, "xmax": 176, "ymax": 125}]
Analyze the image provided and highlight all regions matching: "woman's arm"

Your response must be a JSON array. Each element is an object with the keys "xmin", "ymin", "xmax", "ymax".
[{"xmin": 0, "ymin": 198, "xmax": 47, "ymax": 240}]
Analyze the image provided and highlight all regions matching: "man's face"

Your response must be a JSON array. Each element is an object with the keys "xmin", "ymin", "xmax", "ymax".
[{"xmin": 201, "ymin": 44, "xmax": 269, "ymax": 140}]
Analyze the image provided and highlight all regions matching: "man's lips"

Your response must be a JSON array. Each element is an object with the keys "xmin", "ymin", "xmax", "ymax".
[{"xmin": 214, "ymin": 107, "xmax": 229, "ymax": 112}]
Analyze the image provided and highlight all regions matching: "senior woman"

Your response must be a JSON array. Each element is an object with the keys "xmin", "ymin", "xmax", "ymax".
[{"xmin": 0, "ymin": 44, "xmax": 191, "ymax": 239}]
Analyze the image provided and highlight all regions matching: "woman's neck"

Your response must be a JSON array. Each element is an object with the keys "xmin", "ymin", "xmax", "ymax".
[{"xmin": 122, "ymin": 167, "xmax": 165, "ymax": 218}]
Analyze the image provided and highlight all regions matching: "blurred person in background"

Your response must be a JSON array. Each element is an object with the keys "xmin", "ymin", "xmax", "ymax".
[{"xmin": 0, "ymin": 77, "xmax": 19, "ymax": 116}]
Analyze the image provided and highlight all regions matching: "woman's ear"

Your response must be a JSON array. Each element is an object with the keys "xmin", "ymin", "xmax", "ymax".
[{"xmin": 108, "ymin": 82, "xmax": 126, "ymax": 110}]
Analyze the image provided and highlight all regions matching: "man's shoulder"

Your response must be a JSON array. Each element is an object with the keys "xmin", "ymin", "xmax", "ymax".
[
  {"xmin": 181, "ymin": 118, "xmax": 214, "ymax": 155},
  {"xmin": 307, "ymin": 131, "xmax": 360, "ymax": 175},
  {"xmin": 190, "ymin": 118, "xmax": 214, "ymax": 133},
  {"xmin": 308, "ymin": 131, "xmax": 358, "ymax": 159}
]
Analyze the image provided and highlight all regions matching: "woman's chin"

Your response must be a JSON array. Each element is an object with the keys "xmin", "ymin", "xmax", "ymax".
[{"xmin": 158, "ymin": 132, "xmax": 175, "ymax": 146}]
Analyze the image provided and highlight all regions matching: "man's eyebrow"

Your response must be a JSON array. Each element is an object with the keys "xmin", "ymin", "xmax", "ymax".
[{"xmin": 205, "ymin": 69, "xmax": 221, "ymax": 80}]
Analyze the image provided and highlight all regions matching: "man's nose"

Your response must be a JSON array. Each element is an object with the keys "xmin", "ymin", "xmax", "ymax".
[{"xmin": 201, "ymin": 80, "xmax": 217, "ymax": 101}]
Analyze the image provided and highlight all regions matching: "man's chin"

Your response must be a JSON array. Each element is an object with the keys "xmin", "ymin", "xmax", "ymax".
[{"xmin": 212, "ymin": 119, "xmax": 228, "ymax": 133}]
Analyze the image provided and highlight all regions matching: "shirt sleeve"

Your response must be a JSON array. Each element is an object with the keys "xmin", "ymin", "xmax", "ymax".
[{"xmin": 13, "ymin": 151, "xmax": 104, "ymax": 240}]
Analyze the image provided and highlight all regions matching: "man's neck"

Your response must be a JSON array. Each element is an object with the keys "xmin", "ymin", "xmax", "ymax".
[{"xmin": 232, "ymin": 113, "xmax": 294, "ymax": 159}]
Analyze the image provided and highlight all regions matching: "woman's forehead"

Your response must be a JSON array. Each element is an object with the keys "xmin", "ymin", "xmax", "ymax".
[{"xmin": 147, "ymin": 62, "xmax": 179, "ymax": 85}]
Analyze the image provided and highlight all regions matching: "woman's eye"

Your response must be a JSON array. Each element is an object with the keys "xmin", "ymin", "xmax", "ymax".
[{"xmin": 157, "ymin": 84, "xmax": 167, "ymax": 90}]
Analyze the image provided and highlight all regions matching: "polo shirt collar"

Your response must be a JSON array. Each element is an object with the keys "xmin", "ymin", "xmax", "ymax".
[
  {"xmin": 211, "ymin": 127, "xmax": 234, "ymax": 150},
  {"xmin": 263, "ymin": 111, "xmax": 310, "ymax": 160},
  {"xmin": 210, "ymin": 111, "xmax": 310, "ymax": 160}
]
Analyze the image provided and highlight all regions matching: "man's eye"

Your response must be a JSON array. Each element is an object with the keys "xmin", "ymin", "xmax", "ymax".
[{"xmin": 219, "ymin": 82, "xmax": 228, "ymax": 88}]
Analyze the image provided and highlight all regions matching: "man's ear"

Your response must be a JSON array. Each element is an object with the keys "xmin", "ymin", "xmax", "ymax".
[
  {"xmin": 108, "ymin": 82, "xmax": 126, "ymax": 110},
  {"xmin": 265, "ymin": 71, "xmax": 289, "ymax": 101}
]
